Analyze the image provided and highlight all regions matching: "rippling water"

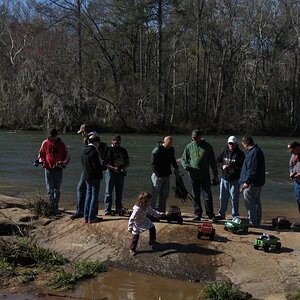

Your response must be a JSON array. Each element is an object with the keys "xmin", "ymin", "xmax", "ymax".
[{"xmin": 0, "ymin": 130, "xmax": 298, "ymax": 220}]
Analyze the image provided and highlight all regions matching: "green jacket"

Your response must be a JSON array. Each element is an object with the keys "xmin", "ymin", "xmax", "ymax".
[{"xmin": 181, "ymin": 140, "xmax": 218, "ymax": 180}]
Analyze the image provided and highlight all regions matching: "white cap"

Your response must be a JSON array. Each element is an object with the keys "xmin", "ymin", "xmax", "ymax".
[
  {"xmin": 88, "ymin": 131, "xmax": 100, "ymax": 138},
  {"xmin": 227, "ymin": 136, "xmax": 238, "ymax": 144}
]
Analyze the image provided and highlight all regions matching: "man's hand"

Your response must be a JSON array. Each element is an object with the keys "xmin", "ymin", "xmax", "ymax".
[
  {"xmin": 156, "ymin": 177, "xmax": 163, "ymax": 187},
  {"xmin": 240, "ymin": 183, "xmax": 249, "ymax": 191},
  {"xmin": 222, "ymin": 165, "xmax": 229, "ymax": 170},
  {"xmin": 56, "ymin": 161, "xmax": 66, "ymax": 169}
]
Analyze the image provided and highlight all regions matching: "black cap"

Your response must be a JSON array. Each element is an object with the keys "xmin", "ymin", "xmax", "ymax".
[{"xmin": 49, "ymin": 128, "xmax": 58, "ymax": 138}]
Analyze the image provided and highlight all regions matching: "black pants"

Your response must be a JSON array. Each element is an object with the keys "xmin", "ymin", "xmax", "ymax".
[{"xmin": 130, "ymin": 226, "xmax": 156, "ymax": 251}]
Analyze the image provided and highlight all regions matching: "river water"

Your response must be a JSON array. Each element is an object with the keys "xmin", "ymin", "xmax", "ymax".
[
  {"xmin": 0, "ymin": 130, "xmax": 298, "ymax": 220},
  {"xmin": 0, "ymin": 130, "xmax": 299, "ymax": 299}
]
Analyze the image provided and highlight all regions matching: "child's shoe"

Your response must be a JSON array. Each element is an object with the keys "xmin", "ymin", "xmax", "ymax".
[
  {"xmin": 129, "ymin": 250, "xmax": 136, "ymax": 256},
  {"xmin": 149, "ymin": 240, "xmax": 160, "ymax": 248}
]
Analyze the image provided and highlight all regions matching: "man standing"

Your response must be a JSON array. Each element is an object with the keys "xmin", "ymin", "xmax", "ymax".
[
  {"xmin": 216, "ymin": 136, "xmax": 245, "ymax": 220},
  {"xmin": 81, "ymin": 133, "xmax": 105, "ymax": 223},
  {"xmin": 288, "ymin": 141, "xmax": 300, "ymax": 215},
  {"xmin": 70, "ymin": 124, "xmax": 90, "ymax": 220},
  {"xmin": 151, "ymin": 136, "xmax": 179, "ymax": 212},
  {"xmin": 240, "ymin": 136, "xmax": 265, "ymax": 227},
  {"xmin": 38, "ymin": 128, "xmax": 70, "ymax": 215},
  {"xmin": 103, "ymin": 135, "xmax": 129, "ymax": 215},
  {"xmin": 181, "ymin": 129, "xmax": 218, "ymax": 220}
]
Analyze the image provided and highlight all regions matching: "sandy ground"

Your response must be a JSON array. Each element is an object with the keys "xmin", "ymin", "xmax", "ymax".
[{"xmin": 1, "ymin": 194, "xmax": 300, "ymax": 299}]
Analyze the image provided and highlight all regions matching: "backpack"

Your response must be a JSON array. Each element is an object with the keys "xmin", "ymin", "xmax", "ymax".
[{"xmin": 172, "ymin": 173, "xmax": 194, "ymax": 203}]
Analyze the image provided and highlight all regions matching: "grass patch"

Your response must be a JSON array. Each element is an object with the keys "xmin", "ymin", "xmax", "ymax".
[
  {"xmin": 0, "ymin": 257, "xmax": 16, "ymax": 277},
  {"xmin": 202, "ymin": 281, "xmax": 252, "ymax": 300},
  {"xmin": 0, "ymin": 238, "xmax": 106, "ymax": 290},
  {"xmin": 287, "ymin": 291, "xmax": 300, "ymax": 300},
  {"xmin": 28, "ymin": 197, "xmax": 53, "ymax": 217},
  {"xmin": 48, "ymin": 260, "xmax": 107, "ymax": 289},
  {"xmin": 0, "ymin": 238, "xmax": 68, "ymax": 269}
]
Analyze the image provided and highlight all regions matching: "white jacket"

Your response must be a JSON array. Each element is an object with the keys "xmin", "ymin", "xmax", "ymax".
[{"xmin": 128, "ymin": 205, "xmax": 161, "ymax": 235}]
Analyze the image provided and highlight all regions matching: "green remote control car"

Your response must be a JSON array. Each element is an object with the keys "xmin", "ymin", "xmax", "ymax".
[
  {"xmin": 224, "ymin": 217, "xmax": 249, "ymax": 233},
  {"xmin": 253, "ymin": 234, "xmax": 281, "ymax": 252}
]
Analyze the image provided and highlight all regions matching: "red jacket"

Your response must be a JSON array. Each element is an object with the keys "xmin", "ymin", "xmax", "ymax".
[{"xmin": 38, "ymin": 137, "xmax": 70, "ymax": 170}]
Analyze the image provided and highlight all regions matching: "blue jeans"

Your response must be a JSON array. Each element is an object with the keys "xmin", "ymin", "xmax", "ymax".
[
  {"xmin": 84, "ymin": 179, "xmax": 101, "ymax": 221},
  {"xmin": 104, "ymin": 170, "xmax": 125, "ymax": 212},
  {"xmin": 218, "ymin": 178, "xmax": 240, "ymax": 218},
  {"xmin": 243, "ymin": 185, "xmax": 262, "ymax": 227},
  {"xmin": 76, "ymin": 171, "xmax": 86, "ymax": 216},
  {"xmin": 45, "ymin": 167, "xmax": 63, "ymax": 213},
  {"xmin": 189, "ymin": 174, "xmax": 214, "ymax": 217},
  {"xmin": 293, "ymin": 181, "xmax": 300, "ymax": 214},
  {"xmin": 151, "ymin": 173, "xmax": 170, "ymax": 212}
]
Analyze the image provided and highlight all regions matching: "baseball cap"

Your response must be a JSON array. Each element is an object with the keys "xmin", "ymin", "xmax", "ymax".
[
  {"xmin": 227, "ymin": 136, "xmax": 238, "ymax": 144},
  {"xmin": 77, "ymin": 124, "xmax": 88, "ymax": 134}
]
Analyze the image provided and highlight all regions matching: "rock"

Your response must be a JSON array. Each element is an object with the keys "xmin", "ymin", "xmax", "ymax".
[{"xmin": 0, "ymin": 195, "xmax": 29, "ymax": 209}]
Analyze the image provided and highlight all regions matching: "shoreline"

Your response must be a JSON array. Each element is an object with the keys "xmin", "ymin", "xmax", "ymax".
[{"xmin": 1, "ymin": 193, "xmax": 300, "ymax": 299}]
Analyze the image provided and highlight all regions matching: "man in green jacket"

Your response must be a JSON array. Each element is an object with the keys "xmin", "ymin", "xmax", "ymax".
[{"xmin": 181, "ymin": 129, "xmax": 218, "ymax": 220}]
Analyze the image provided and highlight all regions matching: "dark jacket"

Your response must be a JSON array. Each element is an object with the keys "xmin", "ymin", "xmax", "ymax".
[
  {"xmin": 151, "ymin": 143, "xmax": 178, "ymax": 177},
  {"xmin": 81, "ymin": 145, "xmax": 104, "ymax": 181},
  {"xmin": 217, "ymin": 145, "xmax": 245, "ymax": 181},
  {"xmin": 239, "ymin": 144, "xmax": 265, "ymax": 186},
  {"xmin": 103, "ymin": 145, "xmax": 129, "ymax": 171}
]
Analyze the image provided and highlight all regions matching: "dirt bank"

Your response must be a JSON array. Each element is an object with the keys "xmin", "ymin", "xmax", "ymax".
[{"xmin": 1, "ymin": 194, "xmax": 300, "ymax": 299}]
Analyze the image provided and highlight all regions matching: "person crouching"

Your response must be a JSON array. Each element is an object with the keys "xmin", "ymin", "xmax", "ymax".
[{"xmin": 128, "ymin": 192, "xmax": 165, "ymax": 256}]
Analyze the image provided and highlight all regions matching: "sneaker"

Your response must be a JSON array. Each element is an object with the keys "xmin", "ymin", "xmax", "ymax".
[
  {"xmin": 193, "ymin": 215, "xmax": 202, "ymax": 221},
  {"xmin": 88, "ymin": 217, "xmax": 103, "ymax": 224},
  {"xmin": 84, "ymin": 219, "xmax": 88, "ymax": 223},
  {"xmin": 104, "ymin": 211, "xmax": 111, "ymax": 216},
  {"xmin": 70, "ymin": 213, "xmax": 83, "ymax": 220},
  {"xmin": 129, "ymin": 250, "xmax": 136, "ymax": 256},
  {"xmin": 215, "ymin": 214, "xmax": 225, "ymax": 221}
]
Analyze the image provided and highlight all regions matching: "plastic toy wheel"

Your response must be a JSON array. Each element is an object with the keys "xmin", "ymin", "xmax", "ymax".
[
  {"xmin": 224, "ymin": 226, "xmax": 228, "ymax": 231},
  {"xmin": 210, "ymin": 229, "xmax": 215, "ymax": 240},
  {"xmin": 264, "ymin": 245, "xmax": 270, "ymax": 252},
  {"xmin": 276, "ymin": 242, "xmax": 281, "ymax": 249},
  {"xmin": 177, "ymin": 217, "xmax": 183, "ymax": 225},
  {"xmin": 254, "ymin": 245, "xmax": 259, "ymax": 250},
  {"xmin": 232, "ymin": 229, "xmax": 237, "ymax": 234},
  {"xmin": 197, "ymin": 232, "xmax": 202, "ymax": 239},
  {"xmin": 167, "ymin": 218, "xmax": 171, "ymax": 223}
]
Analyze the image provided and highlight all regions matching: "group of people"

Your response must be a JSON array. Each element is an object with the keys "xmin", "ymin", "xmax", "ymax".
[
  {"xmin": 151, "ymin": 129, "xmax": 265, "ymax": 227},
  {"xmin": 37, "ymin": 124, "xmax": 129, "ymax": 223},
  {"xmin": 36, "ymin": 126, "xmax": 300, "ymax": 255}
]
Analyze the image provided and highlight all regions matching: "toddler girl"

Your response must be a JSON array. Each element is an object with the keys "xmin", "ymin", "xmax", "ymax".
[{"xmin": 128, "ymin": 192, "xmax": 164, "ymax": 256}]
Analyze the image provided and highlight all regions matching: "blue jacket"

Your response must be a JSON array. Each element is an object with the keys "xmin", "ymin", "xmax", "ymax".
[{"xmin": 239, "ymin": 144, "xmax": 265, "ymax": 186}]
